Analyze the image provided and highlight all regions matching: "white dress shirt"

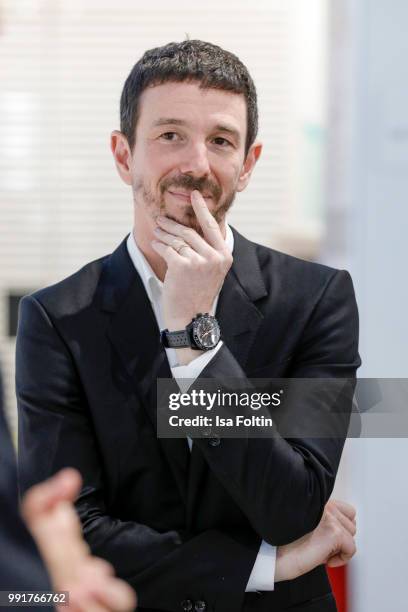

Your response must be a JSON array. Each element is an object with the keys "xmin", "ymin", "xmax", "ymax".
[{"xmin": 126, "ymin": 227, "xmax": 276, "ymax": 592}]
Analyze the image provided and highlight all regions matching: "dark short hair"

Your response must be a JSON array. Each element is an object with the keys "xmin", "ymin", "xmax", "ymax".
[{"xmin": 120, "ymin": 39, "xmax": 258, "ymax": 155}]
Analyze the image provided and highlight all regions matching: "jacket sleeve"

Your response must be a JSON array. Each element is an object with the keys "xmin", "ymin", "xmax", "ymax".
[
  {"xmin": 192, "ymin": 269, "xmax": 361, "ymax": 546},
  {"xmin": 16, "ymin": 295, "xmax": 259, "ymax": 612}
]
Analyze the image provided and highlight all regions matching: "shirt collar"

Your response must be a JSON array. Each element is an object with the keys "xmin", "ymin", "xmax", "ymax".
[{"xmin": 126, "ymin": 224, "xmax": 234, "ymax": 303}]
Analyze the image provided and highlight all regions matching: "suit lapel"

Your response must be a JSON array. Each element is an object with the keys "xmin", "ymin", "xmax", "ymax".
[
  {"xmin": 101, "ymin": 238, "xmax": 190, "ymax": 504},
  {"xmin": 187, "ymin": 228, "xmax": 268, "ymax": 520},
  {"xmin": 216, "ymin": 227, "xmax": 267, "ymax": 369}
]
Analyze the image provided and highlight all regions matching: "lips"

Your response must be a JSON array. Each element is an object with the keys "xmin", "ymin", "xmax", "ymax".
[{"xmin": 167, "ymin": 190, "xmax": 211, "ymax": 200}]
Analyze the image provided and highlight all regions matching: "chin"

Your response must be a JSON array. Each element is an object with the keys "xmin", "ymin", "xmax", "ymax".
[{"xmin": 167, "ymin": 210, "xmax": 202, "ymax": 232}]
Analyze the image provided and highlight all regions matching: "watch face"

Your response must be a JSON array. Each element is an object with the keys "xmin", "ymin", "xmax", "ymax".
[{"xmin": 193, "ymin": 315, "xmax": 221, "ymax": 350}]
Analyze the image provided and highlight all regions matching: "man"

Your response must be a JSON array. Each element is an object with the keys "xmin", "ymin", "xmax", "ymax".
[
  {"xmin": 0, "ymin": 373, "xmax": 136, "ymax": 611},
  {"xmin": 16, "ymin": 40, "xmax": 360, "ymax": 611}
]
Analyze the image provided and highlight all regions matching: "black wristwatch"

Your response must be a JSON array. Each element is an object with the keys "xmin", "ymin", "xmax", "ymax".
[{"xmin": 161, "ymin": 313, "xmax": 221, "ymax": 351}]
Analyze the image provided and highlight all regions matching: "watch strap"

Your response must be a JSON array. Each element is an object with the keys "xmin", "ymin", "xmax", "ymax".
[{"xmin": 160, "ymin": 328, "xmax": 193, "ymax": 349}]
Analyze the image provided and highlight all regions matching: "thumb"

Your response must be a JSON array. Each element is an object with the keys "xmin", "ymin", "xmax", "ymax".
[{"xmin": 21, "ymin": 468, "xmax": 82, "ymax": 524}]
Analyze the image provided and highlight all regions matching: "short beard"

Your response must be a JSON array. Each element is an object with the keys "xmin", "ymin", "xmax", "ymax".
[{"xmin": 132, "ymin": 174, "xmax": 237, "ymax": 235}]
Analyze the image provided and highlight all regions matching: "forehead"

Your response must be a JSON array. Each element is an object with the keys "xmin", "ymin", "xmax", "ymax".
[{"xmin": 137, "ymin": 81, "xmax": 247, "ymax": 132}]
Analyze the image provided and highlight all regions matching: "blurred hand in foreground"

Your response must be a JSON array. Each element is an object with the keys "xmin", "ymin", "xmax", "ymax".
[{"xmin": 21, "ymin": 468, "xmax": 136, "ymax": 612}]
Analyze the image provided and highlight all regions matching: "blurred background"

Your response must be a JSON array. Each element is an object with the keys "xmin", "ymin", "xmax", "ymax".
[{"xmin": 1, "ymin": 0, "xmax": 407, "ymax": 610}]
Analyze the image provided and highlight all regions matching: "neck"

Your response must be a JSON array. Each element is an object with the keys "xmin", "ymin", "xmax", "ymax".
[{"xmin": 132, "ymin": 223, "xmax": 167, "ymax": 282}]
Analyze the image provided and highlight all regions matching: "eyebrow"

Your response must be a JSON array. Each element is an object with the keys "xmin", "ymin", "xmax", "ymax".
[{"xmin": 152, "ymin": 117, "xmax": 241, "ymax": 144}]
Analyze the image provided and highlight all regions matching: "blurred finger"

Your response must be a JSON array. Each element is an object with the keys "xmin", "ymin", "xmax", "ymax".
[
  {"xmin": 22, "ymin": 468, "xmax": 82, "ymax": 521},
  {"xmin": 74, "ymin": 598, "xmax": 109, "ymax": 612},
  {"xmin": 83, "ymin": 557, "xmax": 115, "ymax": 578},
  {"xmin": 93, "ymin": 579, "xmax": 137, "ymax": 612}
]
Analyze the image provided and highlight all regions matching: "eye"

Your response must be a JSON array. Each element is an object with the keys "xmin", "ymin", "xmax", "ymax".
[
  {"xmin": 159, "ymin": 132, "xmax": 180, "ymax": 142},
  {"xmin": 213, "ymin": 137, "xmax": 233, "ymax": 147}
]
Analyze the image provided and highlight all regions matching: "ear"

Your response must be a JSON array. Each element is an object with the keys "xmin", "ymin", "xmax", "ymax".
[
  {"xmin": 236, "ymin": 141, "xmax": 263, "ymax": 192},
  {"xmin": 110, "ymin": 130, "xmax": 133, "ymax": 186}
]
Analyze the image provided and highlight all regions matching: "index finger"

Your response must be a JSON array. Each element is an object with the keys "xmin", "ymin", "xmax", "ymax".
[{"xmin": 190, "ymin": 190, "xmax": 226, "ymax": 251}]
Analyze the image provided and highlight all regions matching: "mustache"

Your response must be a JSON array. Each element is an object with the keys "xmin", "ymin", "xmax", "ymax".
[{"xmin": 159, "ymin": 174, "xmax": 222, "ymax": 200}]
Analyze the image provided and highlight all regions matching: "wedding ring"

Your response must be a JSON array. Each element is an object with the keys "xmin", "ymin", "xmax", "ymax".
[{"xmin": 174, "ymin": 241, "xmax": 189, "ymax": 254}]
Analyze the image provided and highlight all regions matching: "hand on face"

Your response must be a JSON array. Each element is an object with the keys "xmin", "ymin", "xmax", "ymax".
[
  {"xmin": 275, "ymin": 499, "xmax": 357, "ymax": 582},
  {"xmin": 151, "ymin": 189, "xmax": 233, "ymax": 331},
  {"xmin": 21, "ymin": 468, "xmax": 136, "ymax": 612}
]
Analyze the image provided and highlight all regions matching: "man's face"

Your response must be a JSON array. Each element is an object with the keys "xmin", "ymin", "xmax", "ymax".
[{"xmin": 114, "ymin": 81, "xmax": 259, "ymax": 236}]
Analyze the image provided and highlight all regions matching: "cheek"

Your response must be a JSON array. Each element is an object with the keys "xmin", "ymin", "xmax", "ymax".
[
  {"xmin": 225, "ymin": 164, "xmax": 243, "ymax": 191},
  {"xmin": 145, "ymin": 144, "xmax": 176, "ymax": 179},
  {"xmin": 131, "ymin": 145, "xmax": 159, "ymax": 178},
  {"xmin": 214, "ymin": 160, "xmax": 240, "ymax": 186}
]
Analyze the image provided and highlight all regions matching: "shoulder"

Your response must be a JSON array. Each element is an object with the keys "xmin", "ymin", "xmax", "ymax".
[
  {"xmin": 232, "ymin": 227, "xmax": 349, "ymax": 296},
  {"xmin": 22, "ymin": 236, "xmax": 134, "ymax": 320},
  {"xmin": 25, "ymin": 253, "xmax": 110, "ymax": 318}
]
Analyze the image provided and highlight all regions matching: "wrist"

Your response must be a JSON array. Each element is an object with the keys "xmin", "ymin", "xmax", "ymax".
[
  {"xmin": 174, "ymin": 347, "xmax": 201, "ymax": 366},
  {"xmin": 275, "ymin": 541, "xmax": 303, "ymax": 582},
  {"xmin": 164, "ymin": 304, "xmax": 214, "ymax": 331},
  {"xmin": 165, "ymin": 317, "xmax": 192, "ymax": 332}
]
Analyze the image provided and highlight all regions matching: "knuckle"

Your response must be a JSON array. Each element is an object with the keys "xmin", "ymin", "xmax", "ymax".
[
  {"xmin": 182, "ymin": 257, "xmax": 193, "ymax": 270},
  {"xmin": 190, "ymin": 258, "xmax": 200, "ymax": 271},
  {"xmin": 181, "ymin": 226, "xmax": 192, "ymax": 240},
  {"xmin": 210, "ymin": 252, "xmax": 222, "ymax": 265},
  {"xmin": 333, "ymin": 523, "xmax": 344, "ymax": 539},
  {"xmin": 205, "ymin": 218, "xmax": 218, "ymax": 230}
]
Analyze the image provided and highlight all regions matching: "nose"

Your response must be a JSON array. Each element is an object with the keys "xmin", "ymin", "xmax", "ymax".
[{"xmin": 178, "ymin": 141, "xmax": 211, "ymax": 177}]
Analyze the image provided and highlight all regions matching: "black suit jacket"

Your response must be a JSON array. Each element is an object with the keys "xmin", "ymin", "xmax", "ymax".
[
  {"xmin": 16, "ymin": 228, "xmax": 360, "ymax": 612},
  {"xmin": 0, "ymin": 372, "xmax": 51, "ymax": 607}
]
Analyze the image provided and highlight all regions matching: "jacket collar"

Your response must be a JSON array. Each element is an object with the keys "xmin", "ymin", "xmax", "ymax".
[{"xmin": 216, "ymin": 227, "xmax": 267, "ymax": 367}]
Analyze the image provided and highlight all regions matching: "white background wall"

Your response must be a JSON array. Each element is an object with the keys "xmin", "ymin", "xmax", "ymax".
[{"xmin": 326, "ymin": 1, "xmax": 408, "ymax": 610}]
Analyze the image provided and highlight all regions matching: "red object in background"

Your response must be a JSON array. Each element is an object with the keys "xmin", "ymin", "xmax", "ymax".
[{"xmin": 327, "ymin": 566, "xmax": 347, "ymax": 612}]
